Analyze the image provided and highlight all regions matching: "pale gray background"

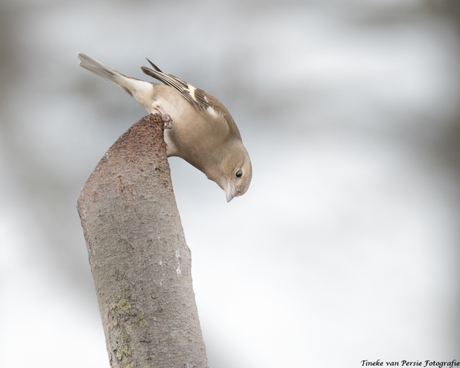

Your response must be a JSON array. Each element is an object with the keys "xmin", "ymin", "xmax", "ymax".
[{"xmin": 1, "ymin": 0, "xmax": 459, "ymax": 367}]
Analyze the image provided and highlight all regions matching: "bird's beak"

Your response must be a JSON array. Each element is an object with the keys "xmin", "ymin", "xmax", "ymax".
[{"xmin": 226, "ymin": 180, "xmax": 237, "ymax": 203}]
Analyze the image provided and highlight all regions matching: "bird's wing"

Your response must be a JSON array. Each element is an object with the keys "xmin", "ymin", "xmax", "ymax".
[
  {"xmin": 141, "ymin": 59, "xmax": 242, "ymax": 138},
  {"xmin": 141, "ymin": 60, "xmax": 214, "ymax": 113}
]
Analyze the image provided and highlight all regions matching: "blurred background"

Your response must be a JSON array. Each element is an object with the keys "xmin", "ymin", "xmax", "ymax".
[{"xmin": 1, "ymin": 0, "xmax": 459, "ymax": 367}]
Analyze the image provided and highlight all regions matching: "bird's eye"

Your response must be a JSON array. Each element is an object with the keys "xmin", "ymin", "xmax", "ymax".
[{"xmin": 236, "ymin": 170, "xmax": 243, "ymax": 178}]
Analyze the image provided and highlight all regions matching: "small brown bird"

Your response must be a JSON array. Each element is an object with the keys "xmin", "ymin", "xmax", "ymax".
[{"xmin": 78, "ymin": 53, "xmax": 252, "ymax": 202}]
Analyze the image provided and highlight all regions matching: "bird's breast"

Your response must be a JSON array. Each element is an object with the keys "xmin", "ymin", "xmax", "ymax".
[{"xmin": 153, "ymin": 86, "xmax": 229, "ymax": 166}]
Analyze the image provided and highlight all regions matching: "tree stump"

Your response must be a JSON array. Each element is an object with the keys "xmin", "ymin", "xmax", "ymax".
[{"xmin": 77, "ymin": 114, "xmax": 208, "ymax": 368}]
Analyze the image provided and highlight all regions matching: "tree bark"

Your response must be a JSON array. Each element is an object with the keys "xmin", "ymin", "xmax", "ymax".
[{"xmin": 77, "ymin": 114, "xmax": 208, "ymax": 368}]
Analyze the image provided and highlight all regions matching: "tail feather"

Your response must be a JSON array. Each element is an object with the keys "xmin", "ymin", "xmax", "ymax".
[
  {"xmin": 78, "ymin": 53, "xmax": 127, "ymax": 85},
  {"xmin": 78, "ymin": 53, "xmax": 156, "ymax": 112}
]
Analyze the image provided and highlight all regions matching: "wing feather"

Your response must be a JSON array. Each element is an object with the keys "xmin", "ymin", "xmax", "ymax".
[
  {"xmin": 141, "ymin": 64, "xmax": 210, "ymax": 112},
  {"xmin": 141, "ymin": 60, "xmax": 241, "ymax": 137}
]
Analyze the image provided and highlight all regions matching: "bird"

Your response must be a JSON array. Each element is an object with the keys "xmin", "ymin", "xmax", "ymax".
[{"xmin": 78, "ymin": 53, "xmax": 252, "ymax": 202}]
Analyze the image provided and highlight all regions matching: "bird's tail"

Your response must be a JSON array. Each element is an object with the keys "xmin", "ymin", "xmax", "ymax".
[
  {"xmin": 78, "ymin": 53, "xmax": 155, "ymax": 109},
  {"xmin": 78, "ymin": 53, "xmax": 130, "ymax": 86}
]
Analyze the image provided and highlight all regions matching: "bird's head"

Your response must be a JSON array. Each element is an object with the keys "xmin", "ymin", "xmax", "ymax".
[{"xmin": 217, "ymin": 144, "xmax": 252, "ymax": 202}]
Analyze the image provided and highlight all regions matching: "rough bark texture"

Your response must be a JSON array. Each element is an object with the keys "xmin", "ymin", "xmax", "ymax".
[{"xmin": 77, "ymin": 114, "xmax": 208, "ymax": 368}]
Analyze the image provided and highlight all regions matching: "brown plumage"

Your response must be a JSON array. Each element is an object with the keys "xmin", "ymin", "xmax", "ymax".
[{"xmin": 78, "ymin": 53, "xmax": 252, "ymax": 202}]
